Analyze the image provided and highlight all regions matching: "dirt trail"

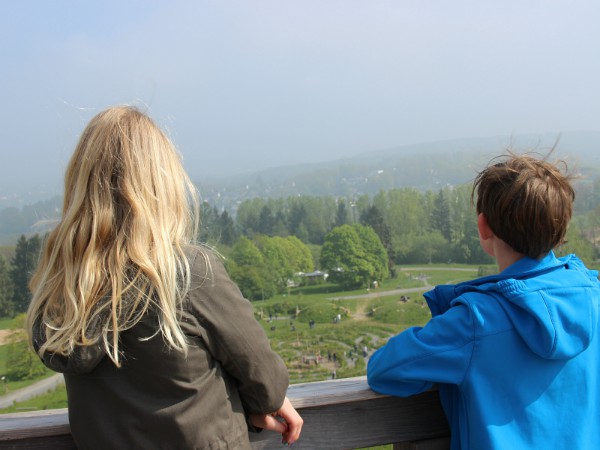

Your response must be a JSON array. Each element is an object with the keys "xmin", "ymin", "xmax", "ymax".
[
  {"xmin": 353, "ymin": 301, "xmax": 369, "ymax": 320},
  {"xmin": 0, "ymin": 329, "xmax": 15, "ymax": 345},
  {"xmin": 330, "ymin": 285, "xmax": 430, "ymax": 302},
  {"xmin": 0, "ymin": 373, "xmax": 65, "ymax": 409}
]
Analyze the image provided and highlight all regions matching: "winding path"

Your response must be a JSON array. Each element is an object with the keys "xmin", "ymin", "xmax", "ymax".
[
  {"xmin": 0, "ymin": 268, "xmax": 479, "ymax": 407},
  {"xmin": 328, "ymin": 285, "xmax": 431, "ymax": 301},
  {"xmin": 0, "ymin": 373, "xmax": 64, "ymax": 409},
  {"xmin": 328, "ymin": 267, "xmax": 478, "ymax": 301}
]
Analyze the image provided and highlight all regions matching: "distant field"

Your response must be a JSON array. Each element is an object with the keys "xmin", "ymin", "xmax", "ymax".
[
  {"xmin": 255, "ymin": 263, "xmax": 481, "ymax": 383},
  {"xmin": 0, "ymin": 316, "xmax": 21, "ymax": 331},
  {"xmin": 0, "ymin": 263, "xmax": 490, "ymax": 413}
]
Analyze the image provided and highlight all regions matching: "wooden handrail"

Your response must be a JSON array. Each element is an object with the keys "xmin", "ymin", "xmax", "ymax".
[{"xmin": 0, "ymin": 377, "xmax": 450, "ymax": 450}]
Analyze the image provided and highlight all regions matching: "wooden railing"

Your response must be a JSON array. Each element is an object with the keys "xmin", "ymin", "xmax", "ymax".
[{"xmin": 0, "ymin": 377, "xmax": 450, "ymax": 449}]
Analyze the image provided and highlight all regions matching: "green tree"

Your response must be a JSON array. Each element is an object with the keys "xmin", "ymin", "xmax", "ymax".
[
  {"xmin": 287, "ymin": 202, "xmax": 308, "ymax": 238},
  {"xmin": 554, "ymin": 221, "xmax": 597, "ymax": 266},
  {"xmin": 320, "ymin": 224, "xmax": 389, "ymax": 289},
  {"xmin": 373, "ymin": 188, "xmax": 429, "ymax": 263},
  {"xmin": 251, "ymin": 235, "xmax": 314, "ymax": 296},
  {"xmin": 353, "ymin": 195, "xmax": 371, "ymax": 223},
  {"xmin": 272, "ymin": 210, "xmax": 289, "ymax": 237},
  {"xmin": 360, "ymin": 204, "xmax": 393, "ymax": 263},
  {"xmin": 302, "ymin": 199, "xmax": 333, "ymax": 244},
  {"xmin": 454, "ymin": 213, "xmax": 492, "ymax": 264},
  {"xmin": 407, "ymin": 231, "xmax": 451, "ymax": 263},
  {"xmin": 227, "ymin": 237, "xmax": 267, "ymax": 300},
  {"xmin": 0, "ymin": 255, "xmax": 15, "ymax": 317},
  {"xmin": 354, "ymin": 224, "xmax": 389, "ymax": 283},
  {"xmin": 278, "ymin": 236, "xmax": 313, "ymax": 274},
  {"xmin": 254, "ymin": 235, "xmax": 290, "ymax": 297},
  {"xmin": 257, "ymin": 206, "xmax": 275, "ymax": 236},
  {"xmin": 199, "ymin": 202, "xmax": 219, "ymax": 244},
  {"xmin": 447, "ymin": 185, "xmax": 474, "ymax": 246},
  {"xmin": 10, "ymin": 234, "xmax": 42, "ymax": 313},
  {"xmin": 6, "ymin": 337, "xmax": 49, "ymax": 381},
  {"xmin": 218, "ymin": 210, "xmax": 237, "ymax": 246},
  {"xmin": 334, "ymin": 200, "xmax": 349, "ymax": 227},
  {"xmin": 430, "ymin": 189, "xmax": 452, "ymax": 242},
  {"xmin": 199, "ymin": 203, "xmax": 237, "ymax": 247},
  {"xmin": 236, "ymin": 198, "xmax": 265, "ymax": 237}
]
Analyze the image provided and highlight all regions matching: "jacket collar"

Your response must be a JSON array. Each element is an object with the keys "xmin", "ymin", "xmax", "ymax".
[{"xmin": 425, "ymin": 252, "xmax": 572, "ymax": 316}]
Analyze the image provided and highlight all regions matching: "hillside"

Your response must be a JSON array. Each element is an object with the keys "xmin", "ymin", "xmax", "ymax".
[
  {"xmin": 196, "ymin": 131, "xmax": 600, "ymax": 211},
  {"xmin": 2, "ymin": 131, "xmax": 600, "ymax": 244}
]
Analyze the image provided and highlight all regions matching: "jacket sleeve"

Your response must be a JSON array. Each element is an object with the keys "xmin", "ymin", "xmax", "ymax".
[
  {"xmin": 186, "ymin": 249, "xmax": 289, "ymax": 414},
  {"xmin": 424, "ymin": 284, "xmax": 458, "ymax": 316},
  {"xmin": 367, "ymin": 303, "xmax": 475, "ymax": 397}
]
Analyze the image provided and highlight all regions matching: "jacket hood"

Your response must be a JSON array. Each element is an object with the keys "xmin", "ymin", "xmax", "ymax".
[
  {"xmin": 430, "ymin": 253, "xmax": 600, "ymax": 360},
  {"xmin": 33, "ymin": 314, "xmax": 108, "ymax": 375}
]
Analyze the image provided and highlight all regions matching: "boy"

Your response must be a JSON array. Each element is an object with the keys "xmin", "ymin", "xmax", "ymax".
[{"xmin": 367, "ymin": 153, "xmax": 600, "ymax": 449}]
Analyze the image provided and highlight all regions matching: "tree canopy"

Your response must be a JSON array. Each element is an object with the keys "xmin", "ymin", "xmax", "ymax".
[
  {"xmin": 227, "ymin": 234, "xmax": 314, "ymax": 300},
  {"xmin": 320, "ymin": 224, "xmax": 389, "ymax": 290},
  {"xmin": 9, "ymin": 234, "xmax": 41, "ymax": 314}
]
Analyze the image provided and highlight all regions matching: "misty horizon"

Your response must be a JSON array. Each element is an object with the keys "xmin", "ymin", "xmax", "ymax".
[
  {"xmin": 2, "ymin": 1, "xmax": 599, "ymax": 206},
  {"xmin": 3, "ymin": 129, "xmax": 600, "ymax": 211}
]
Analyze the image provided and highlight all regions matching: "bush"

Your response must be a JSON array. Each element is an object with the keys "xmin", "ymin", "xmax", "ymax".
[{"xmin": 6, "ymin": 338, "xmax": 50, "ymax": 381}]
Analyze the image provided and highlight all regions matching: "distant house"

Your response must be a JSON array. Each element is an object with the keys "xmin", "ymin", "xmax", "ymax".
[
  {"xmin": 289, "ymin": 270, "xmax": 328, "ymax": 286},
  {"xmin": 303, "ymin": 270, "xmax": 328, "ymax": 281}
]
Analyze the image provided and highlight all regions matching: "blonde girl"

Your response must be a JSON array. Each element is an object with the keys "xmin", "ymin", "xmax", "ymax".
[{"xmin": 28, "ymin": 106, "xmax": 302, "ymax": 449}]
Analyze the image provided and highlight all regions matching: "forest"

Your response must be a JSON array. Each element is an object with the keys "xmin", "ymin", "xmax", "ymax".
[
  {"xmin": 4, "ymin": 132, "xmax": 600, "ymax": 310},
  {"xmin": 0, "ymin": 170, "xmax": 600, "ymax": 390},
  {"xmin": 2, "ymin": 176, "xmax": 600, "ymax": 314}
]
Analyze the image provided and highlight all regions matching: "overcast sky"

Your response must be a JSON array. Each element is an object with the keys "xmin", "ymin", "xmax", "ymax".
[{"xmin": 1, "ymin": 0, "xmax": 599, "ymax": 200}]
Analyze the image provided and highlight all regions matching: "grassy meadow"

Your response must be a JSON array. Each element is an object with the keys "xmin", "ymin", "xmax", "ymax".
[{"xmin": 0, "ymin": 264, "xmax": 483, "ymax": 414}]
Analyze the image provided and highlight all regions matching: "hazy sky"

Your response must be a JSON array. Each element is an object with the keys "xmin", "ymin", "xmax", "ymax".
[{"xmin": 1, "ymin": 1, "xmax": 599, "ymax": 199}]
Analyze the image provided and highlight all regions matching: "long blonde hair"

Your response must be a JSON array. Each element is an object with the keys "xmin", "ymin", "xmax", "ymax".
[{"xmin": 27, "ymin": 106, "xmax": 200, "ymax": 366}]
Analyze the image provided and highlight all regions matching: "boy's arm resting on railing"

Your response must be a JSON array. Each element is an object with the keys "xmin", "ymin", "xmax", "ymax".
[{"xmin": 0, "ymin": 377, "xmax": 450, "ymax": 450}]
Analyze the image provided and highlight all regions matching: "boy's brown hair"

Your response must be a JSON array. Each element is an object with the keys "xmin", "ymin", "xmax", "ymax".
[{"xmin": 472, "ymin": 152, "xmax": 575, "ymax": 259}]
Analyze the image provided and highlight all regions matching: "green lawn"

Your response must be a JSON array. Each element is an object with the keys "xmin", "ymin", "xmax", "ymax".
[
  {"xmin": 0, "ymin": 384, "xmax": 67, "ymax": 414},
  {"xmin": 0, "ymin": 264, "xmax": 480, "ymax": 413},
  {"xmin": 0, "ymin": 315, "xmax": 23, "ymax": 330}
]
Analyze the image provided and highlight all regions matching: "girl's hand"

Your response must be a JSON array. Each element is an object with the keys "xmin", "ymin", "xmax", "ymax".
[{"xmin": 249, "ymin": 396, "xmax": 303, "ymax": 445}]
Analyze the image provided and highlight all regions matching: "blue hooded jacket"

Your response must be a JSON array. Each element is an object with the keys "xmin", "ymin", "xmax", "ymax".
[{"xmin": 367, "ymin": 252, "xmax": 600, "ymax": 449}]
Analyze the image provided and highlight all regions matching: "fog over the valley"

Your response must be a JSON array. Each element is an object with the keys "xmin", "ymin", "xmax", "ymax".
[{"xmin": 1, "ymin": 1, "xmax": 599, "ymax": 205}]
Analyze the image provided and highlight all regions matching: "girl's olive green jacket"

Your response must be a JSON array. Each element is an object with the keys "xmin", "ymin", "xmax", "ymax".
[{"xmin": 33, "ymin": 246, "xmax": 289, "ymax": 450}]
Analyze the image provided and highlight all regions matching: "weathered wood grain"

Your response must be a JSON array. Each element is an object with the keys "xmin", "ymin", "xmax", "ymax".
[
  {"xmin": 0, "ymin": 377, "xmax": 451, "ymax": 450},
  {"xmin": 394, "ymin": 438, "xmax": 451, "ymax": 450}
]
